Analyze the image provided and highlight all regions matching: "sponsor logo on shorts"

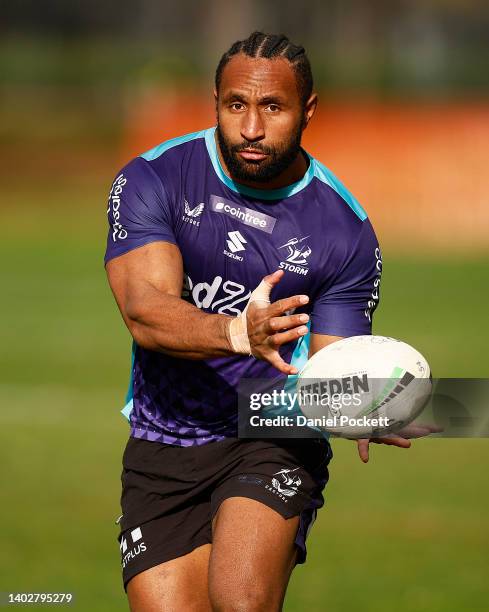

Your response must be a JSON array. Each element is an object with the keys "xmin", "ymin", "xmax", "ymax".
[
  {"xmin": 182, "ymin": 198, "xmax": 205, "ymax": 226},
  {"xmin": 278, "ymin": 237, "xmax": 311, "ymax": 276},
  {"xmin": 210, "ymin": 195, "xmax": 276, "ymax": 234},
  {"xmin": 120, "ymin": 526, "xmax": 147, "ymax": 569},
  {"xmin": 265, "ymin": 467, "xmax": 302, "ymax": 502}
]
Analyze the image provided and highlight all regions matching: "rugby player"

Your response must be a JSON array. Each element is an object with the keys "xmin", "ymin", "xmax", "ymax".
[{"xmin": 105, "ymin": 31, "xmax": 411, "ymax": 612}]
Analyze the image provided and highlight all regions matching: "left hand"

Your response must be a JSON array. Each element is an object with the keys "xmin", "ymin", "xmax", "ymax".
[{"xmin": 355, "ymin": 423, "xmax": 443, "ymax": 463}]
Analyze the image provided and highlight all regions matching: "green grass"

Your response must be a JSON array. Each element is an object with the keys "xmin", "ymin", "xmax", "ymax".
[{"xmin": 1, "ymin": 191, "xmax": 488, "ymax": 610}]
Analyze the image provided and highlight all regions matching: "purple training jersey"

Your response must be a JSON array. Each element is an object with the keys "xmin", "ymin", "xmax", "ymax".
[{"xmin": 105, "ymin": 127, "xmax": 382, "ymax": 446}]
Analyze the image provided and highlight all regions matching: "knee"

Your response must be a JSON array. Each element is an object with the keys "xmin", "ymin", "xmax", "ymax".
[{"xmin": 209, "ymin": 583, "xmax": 279, "ymax": 612}]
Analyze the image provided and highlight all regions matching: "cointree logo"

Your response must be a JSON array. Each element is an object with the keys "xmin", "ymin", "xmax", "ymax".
[{"xmin": 210, "ymin": 195, "xmax": 276, "ymax": 234}]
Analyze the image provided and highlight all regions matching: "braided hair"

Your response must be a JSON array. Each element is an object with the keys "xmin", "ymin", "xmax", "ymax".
[{"xmin": 215, "ymin": 31, "xmax": 313, "ymax": 107}]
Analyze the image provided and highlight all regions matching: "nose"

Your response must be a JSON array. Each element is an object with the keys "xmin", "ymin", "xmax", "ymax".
[{"xmin": 240, "ymin": 107, "xmax": 265, "ymax": 143}]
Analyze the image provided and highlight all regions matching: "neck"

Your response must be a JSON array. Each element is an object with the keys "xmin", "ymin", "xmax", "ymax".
[{"xmin": 214, "ymin": 131, "xmax": 308, "ymax": 191}]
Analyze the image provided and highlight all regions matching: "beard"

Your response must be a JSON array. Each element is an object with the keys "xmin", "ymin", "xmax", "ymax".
[{"xmin": 216, "ymin": 119, "xmax": 305, "ymax": 184}]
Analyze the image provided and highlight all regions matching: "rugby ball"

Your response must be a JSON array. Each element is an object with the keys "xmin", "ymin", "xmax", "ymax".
[{"xmin": 296, "ymin": 335, "xmax": 431, "ymax": 438}]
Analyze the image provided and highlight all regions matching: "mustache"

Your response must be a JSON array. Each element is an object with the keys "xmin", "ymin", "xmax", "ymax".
[{"xmin": 230, "ymin": 142, "xmax": 274, "ymax": 155}]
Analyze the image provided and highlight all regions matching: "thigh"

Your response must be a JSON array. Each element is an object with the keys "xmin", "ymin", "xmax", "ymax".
[
  {"xmin": 208, "ymin": 497, "xmax": 299, "ymax": 612},
  {"xmin": 127, "ymin": 543, "xmax": 212, "ymax": 612}
]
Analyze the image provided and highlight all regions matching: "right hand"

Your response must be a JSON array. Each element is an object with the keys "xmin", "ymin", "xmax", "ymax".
[{"xmin": 246, "ymin": 270, "xmax": 310, "ymax": 374}]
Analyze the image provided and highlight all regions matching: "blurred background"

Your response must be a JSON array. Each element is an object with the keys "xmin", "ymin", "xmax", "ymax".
[{"xmin": 1, "ymin": 1, "xmax": 488, "ymax": 610}]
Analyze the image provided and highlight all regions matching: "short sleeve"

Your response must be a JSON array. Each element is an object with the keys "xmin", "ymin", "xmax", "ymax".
[
  {"xmin": 104, "ymin": 157, "xmax": 177, "ymax": 265},
  {"xmin": 310, "ymin": 219, "xmax": 382, "ymax": 337}
]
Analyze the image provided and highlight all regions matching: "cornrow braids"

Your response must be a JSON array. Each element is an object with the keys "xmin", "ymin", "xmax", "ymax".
[{"xmin": 215, "ymin": 31, "xmax": 313, "ymax": 107}]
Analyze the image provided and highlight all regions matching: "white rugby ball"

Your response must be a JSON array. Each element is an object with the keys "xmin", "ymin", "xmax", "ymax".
[{"xmin": 296, "ymin": 335, "xmax": 431, "ymax": 438}]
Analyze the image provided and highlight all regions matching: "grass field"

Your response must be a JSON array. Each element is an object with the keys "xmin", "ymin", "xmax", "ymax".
[{"xmin": 1, "ymin": 184, "xmax": 489, "ymax": 611}]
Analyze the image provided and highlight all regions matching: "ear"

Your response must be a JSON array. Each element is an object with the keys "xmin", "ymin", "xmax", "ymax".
[
  {"xmin": 213, "ymin": 88, "xmax": 219, "ymax": 120},
  {"xmin": 303, "ymin": 92, "xmax": 318, "ymax": 129}
]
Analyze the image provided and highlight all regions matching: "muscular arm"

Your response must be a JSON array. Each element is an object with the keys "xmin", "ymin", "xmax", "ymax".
[
  {"xmin": 106, "ymin": 242, "xmax": 309, "ymax": 371},
  {"xmin": 106, "ymin": 241, "xmax": 233, "ymax": 359}
]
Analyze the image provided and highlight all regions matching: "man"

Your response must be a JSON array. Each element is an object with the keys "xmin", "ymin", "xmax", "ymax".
[{"xmin": 105, "ymin": 31, "xmax": 411, "ymax": 612}]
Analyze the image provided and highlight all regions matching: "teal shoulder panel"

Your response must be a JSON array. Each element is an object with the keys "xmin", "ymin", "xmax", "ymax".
[
  {"xmin": 312, "ymin": 158, "xmax": 367, "ymax": 221},
  {"xmin": 140, "ymin": 129, "xmax": 208, "ymax": 161}
]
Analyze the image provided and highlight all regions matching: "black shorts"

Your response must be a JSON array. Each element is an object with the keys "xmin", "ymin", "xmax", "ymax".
[{"xmin": 117, "ymin": 435, "xmax": 333, "ymax": 591}]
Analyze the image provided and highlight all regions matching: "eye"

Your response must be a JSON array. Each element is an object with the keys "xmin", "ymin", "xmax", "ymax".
[
  {"xmin": 230, "ymin": 102, "xmax": 245, "ymax": 111},
  {"xmin": 265, "ymin": 104, "xmax": 280, "ymax": 112}
]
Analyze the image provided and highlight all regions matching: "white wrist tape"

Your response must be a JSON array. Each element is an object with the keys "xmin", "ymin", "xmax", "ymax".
[{"xmin": 228, "ymin": 278, "xmax": 273, "ymax": 355}]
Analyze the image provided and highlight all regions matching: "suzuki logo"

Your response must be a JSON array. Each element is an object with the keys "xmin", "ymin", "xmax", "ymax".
[{"xmin": 226, "ymin": 230, "xmax": 247, "ymax": 253}]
